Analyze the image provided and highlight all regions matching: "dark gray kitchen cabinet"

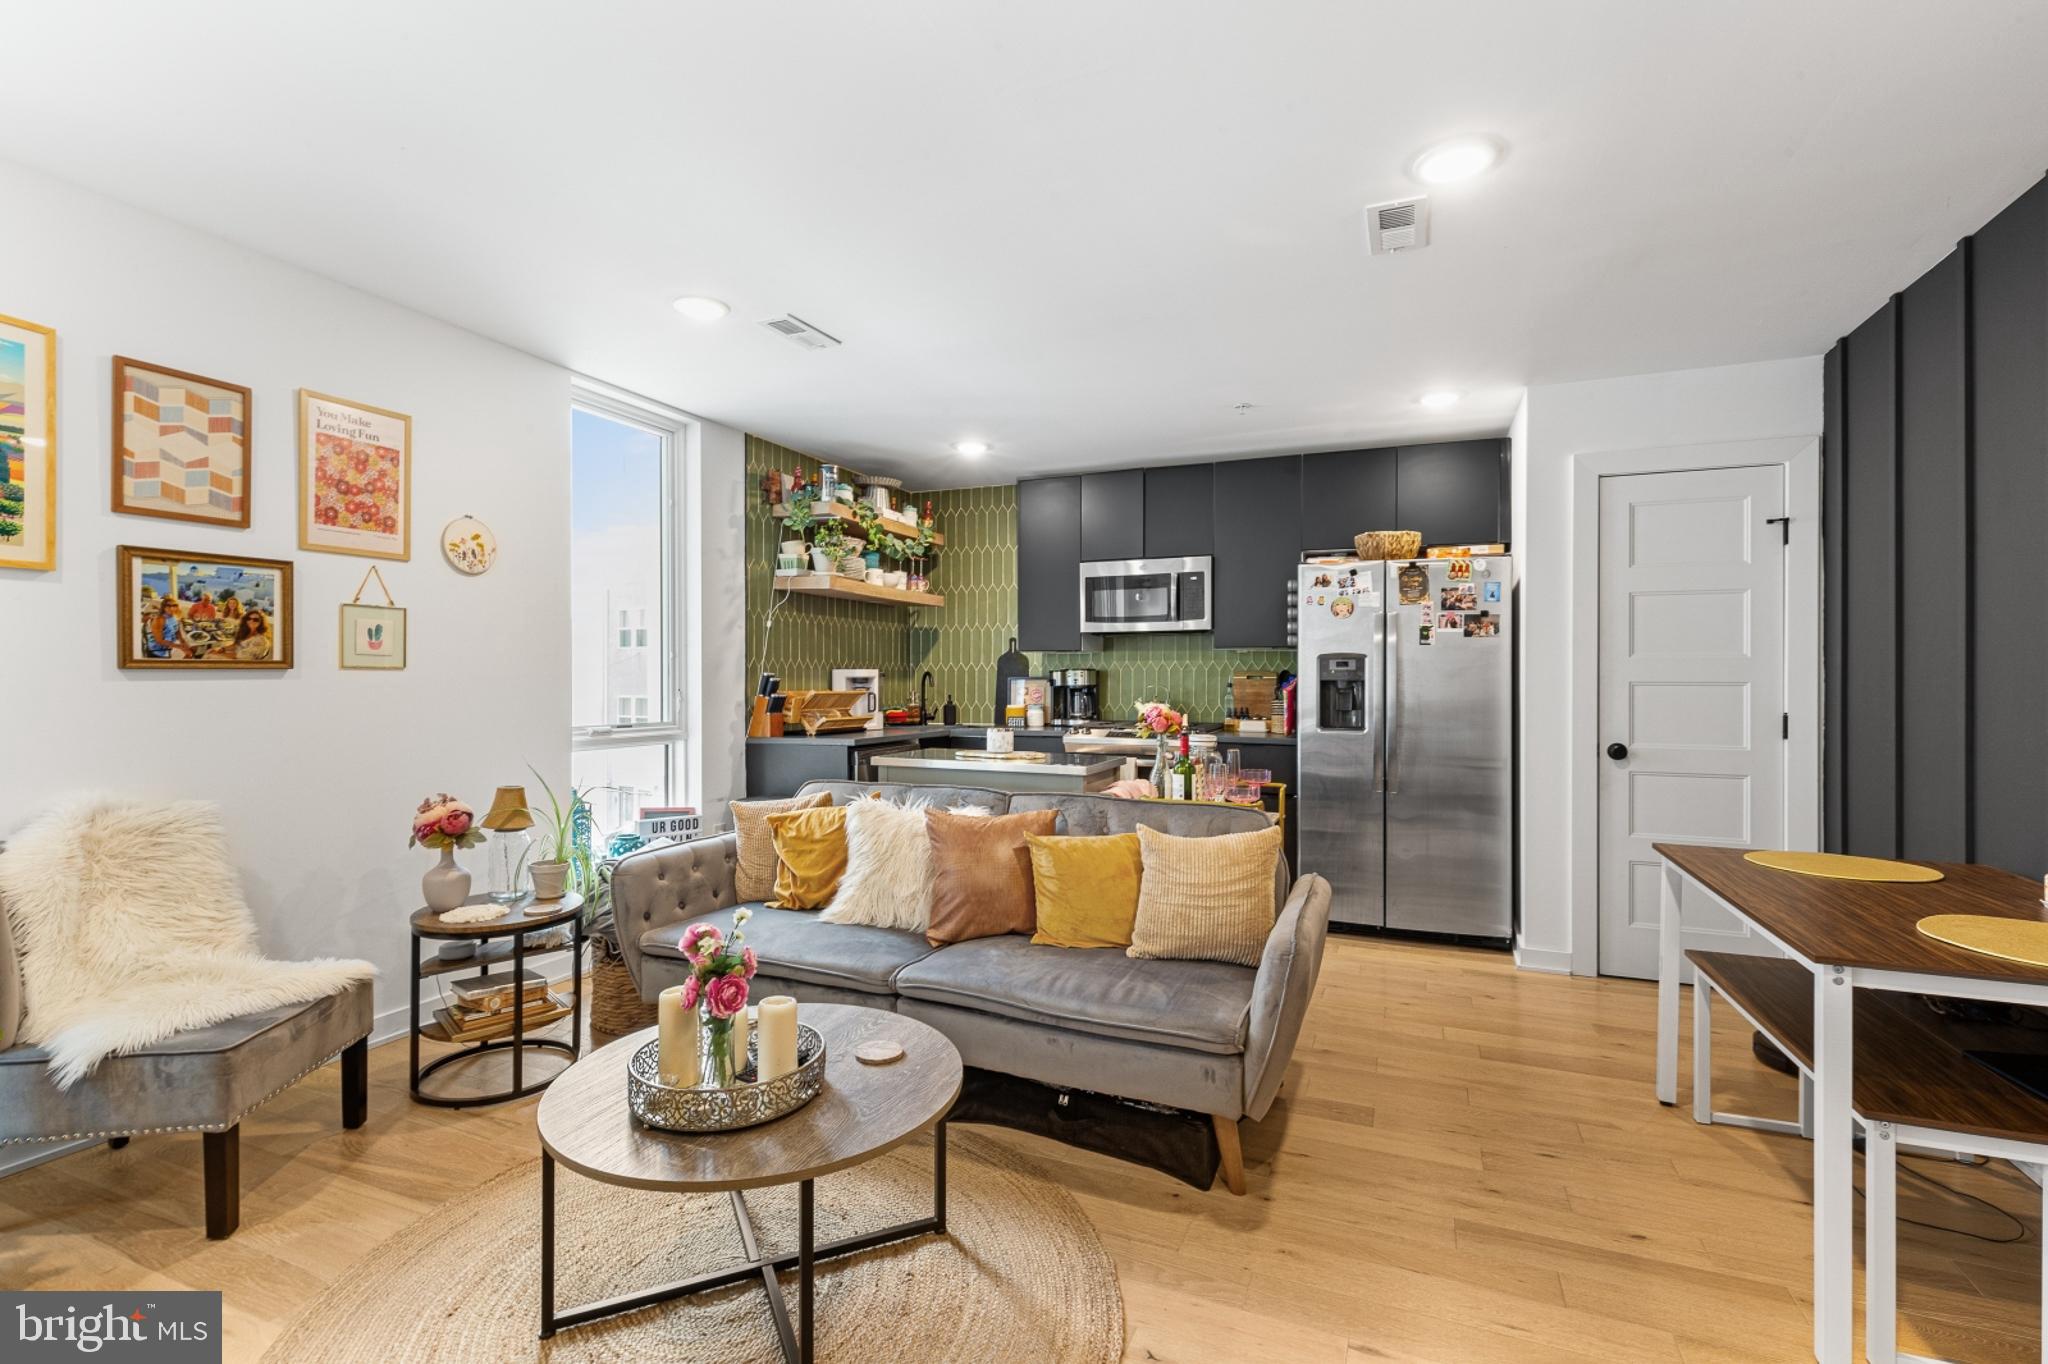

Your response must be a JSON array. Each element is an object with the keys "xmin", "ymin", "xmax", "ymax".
[
  {"xmin": 1017, "ymin": 476, "xmax": 1084, "ymax": 650},
  {"xmin": 1210, "ymin": 455, "xmax": 1302, "ymax": 647},
  {"xmin": 1299, "ymin": 447, "xmax": 1397, "ymax": 553},
  {"xmin": 1142, "ymin": 463, "xmax": 1214, "ymax": 557},
  {"xmin": 1395, "ymin": 439, "xmax": 1507, "ymax": 547},
  {"xmin": 1080, "ymin": 470, "xmax": 1145, "ymax": 562}
]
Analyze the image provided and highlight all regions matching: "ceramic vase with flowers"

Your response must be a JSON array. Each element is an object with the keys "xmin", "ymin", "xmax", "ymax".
[
  {"xmin": 410, "ymin": 794, "xmax": 486, "ymax": 910},
  {"xmin": 674, "ymin": 910, "xmax": 761, "ymax": 1085}
]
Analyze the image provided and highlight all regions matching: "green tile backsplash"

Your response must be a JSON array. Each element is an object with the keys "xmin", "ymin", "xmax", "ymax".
[{"xmin": 744, "ymin": 436, "xmax": 1294, "ymax": 727}]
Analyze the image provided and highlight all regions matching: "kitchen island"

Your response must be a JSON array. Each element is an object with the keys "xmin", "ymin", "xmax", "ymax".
[{"xmin": 869, "ymin": 748, "xmax": 1124, "ymax": 794}]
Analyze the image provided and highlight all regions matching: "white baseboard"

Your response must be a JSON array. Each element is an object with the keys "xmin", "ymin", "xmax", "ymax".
[{"xmin": 1513, "ymin": 942, "xmax": 1574, "ymax": 975}]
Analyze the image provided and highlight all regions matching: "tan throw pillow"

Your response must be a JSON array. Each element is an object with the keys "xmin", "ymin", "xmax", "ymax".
[
  {"xmin": 730, "ymin": 791, "xmax": 831, "ymax": 901},
  {"xmin": 926, "ymin": 808, "xmax": 1057, "ymax": 947},
  {"xmin": 1127, "ymin": 822, "xmax": 1284, "ymax": 967}
]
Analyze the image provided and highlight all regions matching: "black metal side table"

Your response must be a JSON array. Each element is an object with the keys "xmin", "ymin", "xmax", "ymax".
[{"xmin": 409, "ymin": 891, "xmax": 585, "ymax": 1108}]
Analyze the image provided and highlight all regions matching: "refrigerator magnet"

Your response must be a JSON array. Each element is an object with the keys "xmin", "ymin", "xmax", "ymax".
[
  {"xmin": 1397, "ymin": 564, "xmax": 1428, "ymax": 605},
  {"xmin": 1440, "ymin": 583, "xmax": 1477, "ymax": 611},
  {"xmin": 1331, "ymin": 595, "xmax": 1356, "ymax": 619},
  {"xmin": 1447, "ymin": 558, "xmax": 1473, "ymax": 581},
  {"xmin": 1438, "ymin": 611, "xmax": 1463, "ymax": 635},
  {"xmin": 1483, "ymin": 579, "xmax": 1502, "ymax": 603},
  {"xmin": 1464, "ymin": 611, "xmax": 1499, "ymax": 638}
]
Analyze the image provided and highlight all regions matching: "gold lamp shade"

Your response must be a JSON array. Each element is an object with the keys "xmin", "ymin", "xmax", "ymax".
[{"xmin": 480, "ymin": 785, "xmax": 534, "ymax": 831}]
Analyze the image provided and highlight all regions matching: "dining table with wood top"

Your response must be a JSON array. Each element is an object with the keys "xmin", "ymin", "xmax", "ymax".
[{"xmin": 1652, "ymin": 843, "xmax": 2048, "ymax": 1364}]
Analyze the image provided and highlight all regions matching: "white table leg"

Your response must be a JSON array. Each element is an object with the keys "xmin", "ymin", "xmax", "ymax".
[
  {"xmin": 1812, "ymin": 966, "xmax": 1854, "ymax": 1364},
  {"xmin": 1865, "ymin": 1122, "xmax": 1895, "ymax": 1364},
  {"xmin": 1692, "ymin": 974, "xmax": 1713, "ymax": 1125},
  {"xmin": 1656, "ymin": 860, "xmax": 1682, "ymax": 1105}
]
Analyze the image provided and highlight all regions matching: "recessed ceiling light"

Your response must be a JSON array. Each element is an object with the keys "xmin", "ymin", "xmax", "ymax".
[
  {"xmin": 1419, "ymin": 390, "xmax": 1462, "ymax": 410},
  {"xmin": 1411, "ymin": 137, "xmax": 1504, "ymax": 186},
  {"xmin": 952, "ymin": 439, "xmax": 990, "ymax": 457},
  {"xmin": 671, "ymin": 295, "xmax": 730, "ymax": 322}
]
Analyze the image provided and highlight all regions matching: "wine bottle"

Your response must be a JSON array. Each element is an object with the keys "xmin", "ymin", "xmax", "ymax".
[{"xmin": 1170, "ymin": 733, "xmax": 1196, "ymax": 801}]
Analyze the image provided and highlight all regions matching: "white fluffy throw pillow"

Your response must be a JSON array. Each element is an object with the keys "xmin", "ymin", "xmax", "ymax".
[{"xmin": 822, "ymin": 799, "xmax": 990, "ymax": 933}]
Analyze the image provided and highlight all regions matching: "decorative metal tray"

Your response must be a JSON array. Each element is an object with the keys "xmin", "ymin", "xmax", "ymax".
[{"xmin": 627, "ymin": 1024, "xmax": 826, "ymax": 1133}]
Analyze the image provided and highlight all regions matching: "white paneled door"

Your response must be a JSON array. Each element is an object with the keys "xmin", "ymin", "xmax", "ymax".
[{"xmin": 1597, "ymin": 465, "xmax": 1787, "ymax": 979}]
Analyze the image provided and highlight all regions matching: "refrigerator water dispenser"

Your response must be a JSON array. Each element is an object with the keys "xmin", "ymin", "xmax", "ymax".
[{"xmin": 1316, "ymin": 654, "xmax": 1367, "ymax": 731}]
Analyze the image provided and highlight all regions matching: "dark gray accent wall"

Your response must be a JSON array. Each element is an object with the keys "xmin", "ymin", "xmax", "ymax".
[{"xmin": 1825, "ymin": 176, "xmax": 2048, "ymax": 876}]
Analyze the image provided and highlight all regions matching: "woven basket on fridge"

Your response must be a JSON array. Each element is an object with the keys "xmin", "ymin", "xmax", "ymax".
[
  {"xmin": 590, "ymin": 945, "xmax": 658, "ymax": 1045},
  {"xmin": 1353, "ymin": 529, "xmax": 1423, "ymax": 561}
]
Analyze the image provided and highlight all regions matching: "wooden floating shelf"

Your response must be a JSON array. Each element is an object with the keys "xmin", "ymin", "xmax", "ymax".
[
  {"xmin": 773, "ymin": 573, "xmax": 945, "ymax": 607},
  {"xmin": 771, "ymin": 501, "xmax": 945, "ymax": 546}
]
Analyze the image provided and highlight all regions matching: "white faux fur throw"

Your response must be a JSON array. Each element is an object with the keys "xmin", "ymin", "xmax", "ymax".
[{"xmin": 0, "ymin": 797, "xmax": 377, "ymax": 1087}]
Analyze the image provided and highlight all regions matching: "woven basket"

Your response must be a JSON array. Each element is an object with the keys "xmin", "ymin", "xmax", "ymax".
[
  {"xmin": 1353, "ymin": 529, "xmax": 1422, "ymax": 561},
  {"xmin": 590, "ymin": 947, "xmax": 657, "ymax": 1045}
]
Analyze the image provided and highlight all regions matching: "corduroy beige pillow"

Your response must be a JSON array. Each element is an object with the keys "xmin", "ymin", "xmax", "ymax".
[
  {"xmin": 730, "ymin": 791, "xmax": 831, "ymax": 902},
  {"xmin": 1127, "ymin": 822, "xmax": 1285, "ymax": 967}
]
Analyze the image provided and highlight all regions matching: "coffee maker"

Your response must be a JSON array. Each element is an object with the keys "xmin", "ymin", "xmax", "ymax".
[{"xmin": 1051, "ymin": 668, "xmax": 1101, "ymax": 724}]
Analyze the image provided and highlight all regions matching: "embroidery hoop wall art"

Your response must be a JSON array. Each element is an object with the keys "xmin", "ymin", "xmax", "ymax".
[
  {"xmin": 441, "ymin": 515, "xmax": 496, "ymax": 575},
  {"xmin": 339, "ymin": 565, "xmax": 407, "ymax": 670}
]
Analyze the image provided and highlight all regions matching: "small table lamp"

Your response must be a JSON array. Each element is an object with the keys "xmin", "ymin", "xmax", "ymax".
[{"xmin": 481, "ymin": 784, "xmax": 535, "ymax": 904}]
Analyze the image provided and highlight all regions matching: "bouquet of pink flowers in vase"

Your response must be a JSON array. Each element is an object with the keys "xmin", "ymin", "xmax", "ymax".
[
  {"xmin": 407, "ymin": 793, "xmax": 486, "ymax": 850},
  {"xmin": 675, "ymin": 908, "xmax": 761, "ymax": 1085},
  {"xmin": 1133, "ymin": 701, "xmax": 1187, "ymax": 739}
]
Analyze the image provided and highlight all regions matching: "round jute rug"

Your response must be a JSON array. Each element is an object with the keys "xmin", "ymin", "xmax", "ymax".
[{"xmin": 262, "ymin": 1128, "xmax": 1122, "ymax": 1363}]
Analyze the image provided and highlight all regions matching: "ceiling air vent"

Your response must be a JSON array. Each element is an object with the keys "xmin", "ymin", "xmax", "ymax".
[
  {"xmin": 1365, "ymin": 196, "xmax": 1431, "ymax": 254},
  {"xmin": 759, "ymin": 314, "xmax": 843, "ymax": 350}
]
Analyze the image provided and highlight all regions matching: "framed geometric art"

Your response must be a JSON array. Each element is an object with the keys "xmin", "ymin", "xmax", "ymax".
[
  {"xmin": 298, "ymin": 388, "xmax": 411, "ymax": 560},
  {"xmin": 111, "ymin": 356, "xmax": 251, "ymax": 527},
  {"xmin": 0, "ymin": 312, "xmax": 58, "ymax": 571},
  {"xmin": 116, "ymin": 545, "xmax": 294, "ymax": 670}
]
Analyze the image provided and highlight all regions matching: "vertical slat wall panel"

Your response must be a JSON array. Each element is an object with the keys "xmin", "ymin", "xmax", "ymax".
[
  {"xmin": 1841, "ymin": 301, "xmax": 1900, "ymax": 858},
  {"xmin": 1825, "ymin": 175, "xmax": 2048, "ymax": 880},
  {"xmin": 1897, "ymin": 250, "xmax": 1970, "ymax": 861},
  {"xmin": 1969, "ymin": 180, "xmax": 2048, "ymax": 877},
  {"xmin": 1822, "ymin": 345, "xmax": 1846, "ymax": 853}
]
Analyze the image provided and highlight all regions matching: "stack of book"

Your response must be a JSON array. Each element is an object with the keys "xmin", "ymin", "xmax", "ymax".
[{"xmin": 433, "ymin": 969, "xmax": 571, "ymax": 1042}]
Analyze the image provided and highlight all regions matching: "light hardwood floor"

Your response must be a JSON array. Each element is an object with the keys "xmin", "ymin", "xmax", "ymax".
[{"xmin": 3, "ymin": 934, "xmax": 2039, "ymax": 1362}]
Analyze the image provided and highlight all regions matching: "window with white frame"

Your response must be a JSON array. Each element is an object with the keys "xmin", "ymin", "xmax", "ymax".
[{"xmin": 571, "ymin": 386, "xmax": 690, "ymax": 840}]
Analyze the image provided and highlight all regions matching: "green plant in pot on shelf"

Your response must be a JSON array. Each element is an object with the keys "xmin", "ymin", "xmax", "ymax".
[
  {"xmin": 809, "ymin": 518, "xmax": 858, "ymax": 575},
  {"xmin": 903, "ymin": 517, "xmax": 937, "ymax": 592},
  {"xmin": 779, "ymin": 490, "xmax": 816, "ymax": 571},
  {"xmin": 523, "ymin": 766, "xmax": 599, "ymax": 904}
]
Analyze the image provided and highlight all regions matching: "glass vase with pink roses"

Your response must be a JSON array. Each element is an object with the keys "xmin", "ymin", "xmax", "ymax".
[{"xmin": 674, "ymin": 909, "xmax": 761, "ymax": 1086}]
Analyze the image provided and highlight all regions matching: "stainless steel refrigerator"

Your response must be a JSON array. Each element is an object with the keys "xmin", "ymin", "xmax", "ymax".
[{"xmin": 1295, "ymin": 556, "xmax": 1512, "ymax": 938}]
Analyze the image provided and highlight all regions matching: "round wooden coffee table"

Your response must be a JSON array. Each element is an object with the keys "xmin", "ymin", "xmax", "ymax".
[{"xmin": 535, "ymin": 1003, "xmax": 963, "ymax": 1363}]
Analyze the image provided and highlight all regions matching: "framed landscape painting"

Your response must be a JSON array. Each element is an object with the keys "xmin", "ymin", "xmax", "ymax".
[
  {"xmin": 111, "ymin": 356, "xmax": 251, "ymax": 527},
  {"xmin": 0, "ymin": 312, "xmax": 57, "ymax": 571},
  {"xmin": 298, "ymin": 388, "xmax": 411, "ymax": 560},
  {"xmin": 117, "ymin": 545, "xmax": 294, "ymax": 670}
]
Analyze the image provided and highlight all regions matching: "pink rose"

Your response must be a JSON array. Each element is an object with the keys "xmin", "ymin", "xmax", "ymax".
[
  {"xmin": 704, "ymin": 972, "xmax": 749, "ymax": 1020},
  {"xmin": 412, "ymin": 818, "xmax": 440, "ymax": 844},
  {"xmin": 741, "ymin": 947, "xmax": 758, "ymax": 979},
  {"xmin": 440, "ymin": 806, "xmax": 474, "ymax": 837},
  {"xmin": 678, "ymin": 976, "xmax": 700, "ymax": 1009},
  {"xmin": 680, "ymin": 923, "xmax": 723, "ymax": 965}
]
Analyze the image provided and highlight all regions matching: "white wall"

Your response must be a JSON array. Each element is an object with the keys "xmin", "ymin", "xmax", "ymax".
[
  {"xmin": 1513, "ymin": 357, "xmax": 1823, "ymax": 973},
  {"xmin": 0, "ymin": 161, "xmax": 572, "ymax": 1036},
  {"xmin": 688, "ymin": 419, "xmax": 748, "ymax": 821}
]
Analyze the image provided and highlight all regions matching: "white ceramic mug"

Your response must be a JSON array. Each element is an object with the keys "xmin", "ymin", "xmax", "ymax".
[{"xmin": 986, "ymin": 727, "xmax": 1015, "ymax": 753}]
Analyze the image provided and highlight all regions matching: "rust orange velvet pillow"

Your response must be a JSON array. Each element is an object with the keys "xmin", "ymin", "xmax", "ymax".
[{"xmin": 924, "ymin": 808, "xmax": 1057, "ymax": 946}]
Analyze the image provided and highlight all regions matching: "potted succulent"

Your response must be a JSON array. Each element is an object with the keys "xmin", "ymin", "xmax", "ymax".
[{"xmin": 524, "ymin": 767, "xmax": 597, "ymax": 902}]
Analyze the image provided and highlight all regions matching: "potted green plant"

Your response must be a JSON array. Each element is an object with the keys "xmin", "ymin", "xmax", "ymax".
[
  {"xmin": 809, "ymin": 518, "xmax": 850, "ymax": 574},
  {"xmin": 524, "ymin": 767, "xmax": 597, "ymax": 902},
  {"xmin": 780, "ymin": 489, "xmax": 815, "ymax": 565}
]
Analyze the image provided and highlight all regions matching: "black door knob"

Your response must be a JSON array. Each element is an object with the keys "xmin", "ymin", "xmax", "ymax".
[{"xmin": 1606, "ymin": 742, "xmax": 1629, "ymax": 761}]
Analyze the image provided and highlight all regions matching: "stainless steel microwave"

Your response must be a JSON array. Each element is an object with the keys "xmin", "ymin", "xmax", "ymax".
[{"xmin": 1078, "ymin": 555, "xmax": 1212, "ymax": 633}]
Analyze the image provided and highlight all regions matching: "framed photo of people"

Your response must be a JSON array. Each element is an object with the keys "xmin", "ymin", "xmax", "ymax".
[
  {"xmin": 117, "ymin": 545, "xmax": 294, "ymax": 670},
  {"xmin": 0, "ymin": 312, "xmax": 58, "ymax": 571},
  {"xmin": 298, "ymin": 388, "xmax": 411, "ymax": 560}
]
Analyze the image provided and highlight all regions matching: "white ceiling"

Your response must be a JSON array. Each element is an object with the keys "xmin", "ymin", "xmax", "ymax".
[{"xmin": 9, "ymin": 3, "xmax": 2048, "ymax": 486}]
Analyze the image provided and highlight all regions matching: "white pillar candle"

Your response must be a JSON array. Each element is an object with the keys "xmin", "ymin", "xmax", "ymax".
[
  {"xmin": 758, "ymin": 996, "xmax": 799, "ymax": 1081},
  {"xmin": 657, "ymin": 985, "xmax": 700, "ymax": 1088},
  {"xmin": 732, "ymin": 1004, "xmax": 753, "ymax": 1079}
]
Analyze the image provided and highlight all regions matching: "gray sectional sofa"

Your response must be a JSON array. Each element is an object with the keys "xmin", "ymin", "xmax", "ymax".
[{"xmin": 610, "ymin": 780, "xmax": 1333, "ymax": 1193}]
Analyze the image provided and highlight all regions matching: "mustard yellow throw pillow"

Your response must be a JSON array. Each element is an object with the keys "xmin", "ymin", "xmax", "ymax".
[
  {"xmin": 767, "ymin": 804, "xmax": 851, "ymax": 909},
  {"xmin": 1028, "ymin": 833, "xmax": 1143, "ymax": 949},
  {"xmin": 1127, "ymin": 822, "xmax": 1284, "ymax": 966},
  {"xmin": 730, "ymin": 791, "xmax": 831, "ymax": 901}
]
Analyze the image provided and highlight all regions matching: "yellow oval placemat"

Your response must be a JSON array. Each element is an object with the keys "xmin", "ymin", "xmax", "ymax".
[
  {"xmin": 1742, "ymin": 850, "xmax": 1944, "ymax": 882},
  {"xmin": 1918, "ymin": 914, "xmax": 2048, "ymax": 967}
]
